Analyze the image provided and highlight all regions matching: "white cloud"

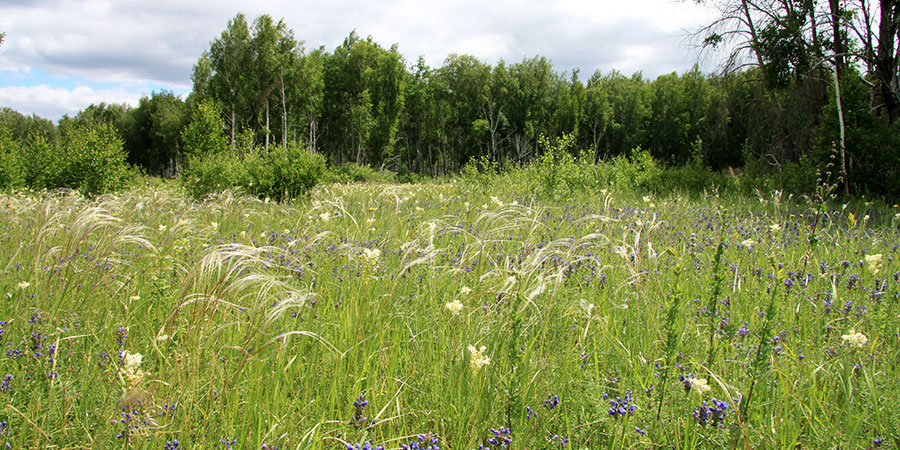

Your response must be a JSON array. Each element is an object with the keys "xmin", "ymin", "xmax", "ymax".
[
  {"xmin": 0, "ymin": 85, "xmax": 142, "ymax": 119},
  {"xmin": 0, "ymin": 0, "xmax": 722, "ymax": 119}
]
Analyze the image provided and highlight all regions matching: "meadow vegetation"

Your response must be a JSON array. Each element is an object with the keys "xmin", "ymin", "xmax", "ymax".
[{"xmin": 1, "ymin": 166, "xmax": 898, "ymax": 449}]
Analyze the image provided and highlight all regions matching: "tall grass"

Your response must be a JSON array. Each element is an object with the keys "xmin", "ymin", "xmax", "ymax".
[{"xmin": 0, "ymin": 178, "xmax": 898, "ymax": 449}]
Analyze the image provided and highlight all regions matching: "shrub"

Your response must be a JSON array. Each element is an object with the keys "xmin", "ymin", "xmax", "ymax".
[
  {"xmin": 0, "ymin": 127, "xmax": 24, "ymax": 188},
  {"xmin": 180, "ymin": 150, "xmax": 248, "ymax": 199},
  {"xmin": 246, "ymin": 143, "xmax": 327, "ymax": 201},
  {"xmin": 50, "ymin": 122, "xmax": 133, "ymax": 195},
  {"xmin": 609, "ymin": 147, "xmax": 661, "ymax": 190},
  {"xmin": 323, "ymin": 162, "xmax": 397, "ymax": 184}
]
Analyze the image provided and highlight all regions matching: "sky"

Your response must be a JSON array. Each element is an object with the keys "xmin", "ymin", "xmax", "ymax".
[{"xmin": 0, "ymin": 0, "xmax": 721, "ymax": 121}]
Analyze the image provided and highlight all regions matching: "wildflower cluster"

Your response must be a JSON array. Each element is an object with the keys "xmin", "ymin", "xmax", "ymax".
[
  {"xmin": 400, "ymin": 434, "xmax": 440, "ymax": 450},
  {"xmin": 544, "ymin": 394, "xmax": 560, "ymax": 409},
  {"xmin": 865, "ymin": 254, "xmax": 883, "ymax": 275},
  {"xmin": 607, "ymin": 390, "xmax": 636, "ymax": 418},
  {"xmin": 350, "ymin": 394, "xmax": 374, "ymax": 428},
  {"xmin": 467, "ymin": 345, "xmax": 491, "ymax": 372},
  {"xmin": 481, "ymin": 427, "xmax": 511, "ymax": 449},
  {"xmin": 444, "ymin": 299, "xmax": 463, "ymax": 316},
  {"xmin": 346, "ymin": 442, "xmax": 384, "ymax": 450},
  {"xmin": 679, "ymin": 374, "xmax": 711, "ymax": 395},
  {"xmin": 841, "ymin": 330, "xmax": 868, "ymax": 349},
  {"xmin": 120, "ymin": 351, "xmax": 148, "ymax": 387},
  {"xmin": 693, "ymin": 398, "xmax": 729, "ymax": 427}
]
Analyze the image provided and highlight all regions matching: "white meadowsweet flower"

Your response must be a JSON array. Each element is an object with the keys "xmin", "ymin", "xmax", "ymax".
[
  {"xmin": 467, "ymin": 345, "xmax": 491, "ymax": 372},
  {"xmin": 688, "ymin": 377, "xmax": 711, "ymax": 395},
  {"xmin": 124, "ymin": 352, "xmax": 143, "ymax": 371},
  {"xmin": 121, "ymin": 351, "xmax": 148, "ymax": 386},
  {"xmin": 129, "ymin": 295, "xmax": 140, "ymax": 302},
  {"xmin": 17, "ymin": 281, "xmax": 30, "ymax": 290},
  {"xmin": 741, "ymin": 239, "xmax": 757, "ymax": 248},
  {"xmin": 460, "ymin": 286, "xmax": 472, "ymax": 295},
  {"xmin": 842, "ymin": 330, "xmax": 868, "ymax": 349},
  {"xmin": 770, "ymin": 223, "xmax": 782, "ymax": 232},
  {"xmin": 361, "ymin": 248, "xmax": 382, "ymax": 266},
  {"xmin": 865, "ymin": 254, "xmax": 883, "ymax": 275},
  {"xmin": 444, "ymin": 299, "xmax": 464, "ymax": 316},
  {"xmin": 210, "ymin": 222, "xmax": 219, "ymax": 231},
  {"xmin": 158, "ymin": 224, "xmax": 167, "ymax": 232},
  {"xmin": 319, "ymin": 212, "xmax": 331, "ymax": 222}
]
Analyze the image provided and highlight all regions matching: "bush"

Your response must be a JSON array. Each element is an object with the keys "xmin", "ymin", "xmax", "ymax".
[
  {"xmin": 246, "ymin": 143, "xmax": 327, "ymax": 201},
  {"xmin": 50, "ymin": 122, "xmax": 133, "ymax": 195},
  {"xmin": 180, "ymin": 150, "xmax": 249, "ymax": 199},
  {"xmin": 0, "ymin": 127, "xmax": 24, "ymax": 188},
  {"xmin": 609, "ymin": 147, "xmax": 661, "ymax": 191}
]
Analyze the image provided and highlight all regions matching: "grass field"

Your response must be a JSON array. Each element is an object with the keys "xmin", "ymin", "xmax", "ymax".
[{"xmin": 1, "ymin": 178, "xmax": 898, "ymax": 449}]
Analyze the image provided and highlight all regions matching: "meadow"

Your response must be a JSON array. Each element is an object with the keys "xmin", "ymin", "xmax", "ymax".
[{"xmin": 0, "ymin": 176, "xmax": 898, "ymax": 450}]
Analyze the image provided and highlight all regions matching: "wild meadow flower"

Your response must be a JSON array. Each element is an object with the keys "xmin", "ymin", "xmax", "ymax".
[
  {"xmin": 487, "ymin": 427, "xmax": 512, "ymax": 448},
  {"xmin": 865, "ymin": 254, "xmax": 883, "ymax": 274},
  {"xmin": 400, "ymin": 434, "xmax": 440, "ymax": 450},
  {"xmin": 120, "ymin": 351, "xmax": 147, "ymax": 387},
  {"xmin": 347, "ymin": 442, "xmax": 384, "ymax": 450},
  {"xmin": 841, "ymin": 330, "xmax": 868, "ymax": 349},
  {"xmin": 158, "ymin": 224, "xmax": 167, "ymax": 232},
  {"xmin": 444, "ymin": 300, "xmax": 463, "ymax": 316},
  {"xmin": 361, "ymin": 248, "xmax": 382, "ymax": 266},
  {"xmin": 693, "ymin": 398, "xmax": 729, "ymax": 427},
  {"xmin": 16, "ymin": 281, "xmax": 30, "ymax": 290},
  {"xmin": 607, "ymin": 390, "xmax": 636, "ymax": 418},
  {"xmin": 460, "ymin": 286, "xmax": 472, "ymax": 295},
  {"xmin": 543, "ymin": 394, "xmax": 560, "ymax": 409},
  {"xmin": 680, "ymin": 374, "xmax": 711, "ymax": 395},
  {"xmin": 467, "ymin": 345, "xmax": 491, "ymax": 372},
  {"xmin": 770, "ymin": 223, "xmax": 782, "ymax": 233},
  {"xmin": 740, "ymin": 239, "xmax": 757, "ymax": 248}
]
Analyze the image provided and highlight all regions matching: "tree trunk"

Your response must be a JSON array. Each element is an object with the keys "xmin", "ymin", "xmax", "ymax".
[
  {"xmin": 265, "ymin": 100, "xmax": 270, "ymax": 153},
  {"xmin": 281, "ymin": 73, "xmax": 288, "ymax": 149},
  {"xmin": 875, "ymin": 0, "xmax": 900, "ymax": 123},
  {"xmin": 231, "ymin": 105, "xmax": 236, "ymax": 149}
]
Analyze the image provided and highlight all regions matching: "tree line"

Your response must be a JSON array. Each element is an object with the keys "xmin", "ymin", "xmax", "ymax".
[{"xmin": 2, "ymin": 3, "xmax": 898, "ymax": 196}]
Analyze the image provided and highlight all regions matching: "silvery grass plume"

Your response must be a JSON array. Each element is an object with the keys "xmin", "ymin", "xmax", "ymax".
[
  {"xmin": 611, "ymin": 212, "xmax": 664, "ymax": 290},
  {"xmin": 464, "ymin": 202, "xmax": 612, "ymax": 313},
  {"xmin": 397, "ymin": 219, "xmax": 444, "ymax": 278},
  {"xmin": 15, "ymin": 192, "xmax": 157, "ymax": 310},
  {"xmin": 308, "ymin": 197, "xmax": 359, "ymax": 232},
  {"xmin": 163, "ymin": 242, "xmax": 333, "ymax": 362}
]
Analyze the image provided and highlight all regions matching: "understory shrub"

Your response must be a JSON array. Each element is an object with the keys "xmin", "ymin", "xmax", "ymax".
[
  {"xmin": 181, "ymin": 150, "xmax": 249, "ymax": 199},
  {"xmin": 246, "ymin": 143, "xmax": 327, "ymax": 201},
  {"xmin": 0, "ymin": 123, "xmax": 133, "ymax": 195},
  {"xmin": 52, "ymin": 122, "xmax": 134, "ymax": 195}
]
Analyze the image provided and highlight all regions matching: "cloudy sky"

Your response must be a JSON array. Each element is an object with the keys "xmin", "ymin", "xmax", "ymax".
[{"xmin": 0, "ymin": 0, "xmax": 720, "ymax": 120}]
